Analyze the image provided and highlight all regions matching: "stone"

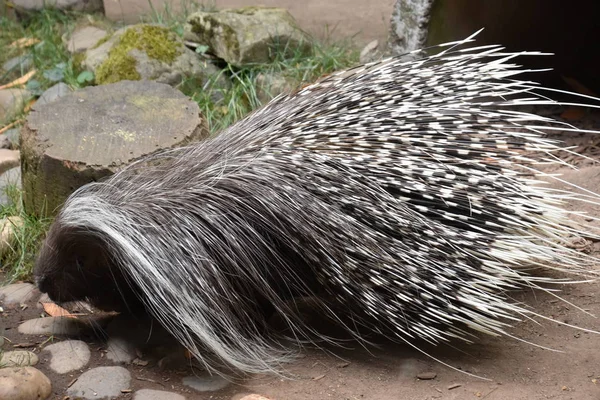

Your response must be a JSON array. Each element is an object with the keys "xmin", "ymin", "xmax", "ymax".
[
  {"xmin": 0, "ymin": 216, "xmax": 24, "ymax": 256},
  {"xmin": 0, "ymin": 89, "xmax": 30, "ymax": 122},
  {"xmin": 0, "ymin": 367, "xmax": 51, "ymax": 400},
  {"xmin": 0, "ymin": 282, "xmax": 34, "ymax": 306},
  {"xmin": 255, "ymin": 72, "xmax": 294, "ymax": 104},
  {"xmin": 2, "ymin": 54, "xmax": 33, "ymax": 73},
  {"xmin": 0, "ymin": 167, "xmax": 22, "ymax": 208},
  {"xmin": 2, "ymin": 128, "xmax": 20, "ymax": 150},
  {"xmin": 11, "ymin": 0, "xmax": 103, "ymax": 12},
  {"xmin": 43, "ymin": 340, "xmax": 90, "ymax": 373},
  {"xmin": 0, "ymin": 149, "xmax": 20, "ymax": 175},
  {"xmin": 416, "ymin": 371, "xmax": 437, "ymax": 380},
  {"xmin": 0, "ymin": 351, "xmax": 39, "ymax": 367},
  {"xmin": 184, "ymin": 7, "xmax": 312, "ymax": 66},
  {"xmin": 387, "ymin": 0, "xmax": 433, "ymax": 56},
  {"xmin": 35, "ymin": 83, "xmax": 71, "ymax": 108},
  {"xmin": 67, "ymin": 366, "xmax": 131, "ymax": 399},
  {"xmin": 83, "ymin": 24, "xmax": 222, "ymax": 88},
  {"xmin": 64, "ymin": 26, "xmax": 108, "ymax": 54},
  {"xmin": 133, "ymin": 389, "xmax": 186, "ymax": 400},
  {"xmin": 182, "ymin": 373, "xmax": 229, "ymax": 392},
  {"xmin": 20, "ymin": 80, "xmax": 208, "ymax": 217},
  {"xmin": 105, "ymin": 337, "xmax": 136, "ymax": 363},
  {"xmin": 18, "ymin": 316, "xmax": 90, "ymax": 336}
]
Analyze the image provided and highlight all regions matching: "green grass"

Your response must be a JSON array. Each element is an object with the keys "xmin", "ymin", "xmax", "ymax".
[
  {"xmin": 0, "ymin": 5, "xmax": 360, "ymax": 282},
  {"xmin": 0, "ymin": 183, "xmax": 51, "ymax": 283}
]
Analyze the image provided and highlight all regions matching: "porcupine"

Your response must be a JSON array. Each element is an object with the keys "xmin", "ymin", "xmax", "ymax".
[{"xmin": 34, "ymin": 32, "xmax": 600, "ymax": 377}]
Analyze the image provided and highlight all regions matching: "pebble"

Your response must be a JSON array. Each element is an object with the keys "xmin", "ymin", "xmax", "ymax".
[
  {"xmin": 67, "ymin": 366, "xmax": 131, "ymax": 399},
  {"xmin": 44, "ymin": 340, "xmax": 91, "ymax": 373},
  {"xmin": 18, "ymin": 316, "xmax": 88, "ymax": 336},
  {"xmin": 35, "ymin": 82, "xmax": 71, "ymax": 108},
  {"xmin": 182, "ymin": 373, "xmax": 230, "ymax": 392},
  {"xmin": 133, "ymin": 388, "xmax": 186, "ymax": 400},
  {"xmin": 105, "ymin": 337, "xmax": 137, "ymax": 363},
  {"xmin": 0, "ymin": 149, "xmax": 20, "ymax": 175},
  {"xmin": 0, "ymin": 350, "xmax": 39, "ymax": 367},
  {"xmin": 0, "ymin": 282, "xmax": 35, "ymax": 306},
  {"xmin": 416, "ymin": 371, "xmax": 437, "ymax": 380},
  {"xmin": 0, "ymin": 367, "xmax": 52, "ymax": 400}
]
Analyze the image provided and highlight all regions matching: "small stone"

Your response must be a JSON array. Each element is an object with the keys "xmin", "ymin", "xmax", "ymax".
[
  {"xmin": 0, "ymin": 149, "xmax": 20, "ymax": 175},
  {"xmin": 133, "ymin": 388, "xmax": 186, "ymax": 400},
  {"xmin": 67, "ymin": 366, "xmax": 131, "ymax": 399},
  {"xmin": 239, "ymin": 395, "xmax": 273, "ymax": 400},
  {"xmin": 44, "ymin": 340, "xmax": 90, "ymax": 374},
  {"xmin": 0, "ymin": 367, "xmax": 51, "ymax": 400},
  {"xmin": 0, "ymin": 351, "xmax": 39, "ymax": 367},
  {"xmin": 359, "ymin": 40, "xmax": 380, "ymax": 64},
  {"xmin": 416, "ymin": 371, "xmax": 437, "ymax": 380},
  {"xmin": 35, "ymin": 83, "xmax": 71, "ymax": 108},
  {"xmin": 0, "ymin": 89, "xmax": 30, "ymax": 121},
  {"xmin": 64, "ymin": 26, "xmax": 108, "ymax": 54},
  {"xmin": 182, "ymin": 373, "xmax": 229, "ymax": 392},
  {"xmin": 106, "ymin": 337, "xmax": 137, "ymax": 363},
  {"xmin": 2, "ymin": 54, "xmax": 33, "ymax": 73},
  {"xmin": 0, "ymin": 283, "xmax": 35, "ymax": 306},
  {"xmin": 18, "ymin": 316, "xmax": 88, "ymax": 336}
]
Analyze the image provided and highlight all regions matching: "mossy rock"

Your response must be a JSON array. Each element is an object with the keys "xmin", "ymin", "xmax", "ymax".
[
  {"xmin": 184, "ymin": 6, "xmax": 313, "ymax": 67},
  {"xmin": 83, "ymin": 24, "xmax": 221, "ymax": 87},
  {"xmin": 20, "ymin": 80, "xmax": 209, "ymax": 218}
]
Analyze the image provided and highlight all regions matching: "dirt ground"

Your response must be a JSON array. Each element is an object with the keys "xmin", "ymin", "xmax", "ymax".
[{"xmin": 4, "ymin": 107, "xmax": 600, "ymax": 400}]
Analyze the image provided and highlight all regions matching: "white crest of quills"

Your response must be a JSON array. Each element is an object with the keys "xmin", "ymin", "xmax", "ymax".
[{"xmin": 34, "ymin": 32, "xmax": 600, "ymax": 377}]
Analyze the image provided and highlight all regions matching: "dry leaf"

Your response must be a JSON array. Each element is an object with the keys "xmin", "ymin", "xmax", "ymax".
[
  {"xmin": 0, "ymin": 69, "xmax": 37, "ymax": 90},
  {"xmin": 42, "ymin": 302, "xmax": 77, "ymax": 318},
  {"xmin": 8, "ymin": 37, "xmax": 40, "ymax": 49}
]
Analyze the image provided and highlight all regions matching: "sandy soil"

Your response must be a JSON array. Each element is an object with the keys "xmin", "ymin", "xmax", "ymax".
[{"xmin": 3, "ymin": 107, "xmax": 600, "ymax": 400}]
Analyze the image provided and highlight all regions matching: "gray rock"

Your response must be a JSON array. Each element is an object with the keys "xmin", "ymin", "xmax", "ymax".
[
  {"xmin": 83, "ymin": 24, "xmax": 222, "ymax": 88},
  {"xmin": 44, "ymin": 340, "xmax": 90, "ymax": 373},
  {"xmin": 0, "ymin": 89, "xmax": 31, "ymax": 121},
  {"xmin": 255, "ymin": 72, "xmax": 294, "ymax": 104},
  {"xmin": 67, "ymin": 366, "xmax": 131, "ymax": 399},
  {"xmin": 35, "ymin": 83, "xmax": 71, "ymax": 108},
  {"xmin": 11, "ymin": 0, "xmax": 103, "ymax": 12},
  {"xmin": 18, "ymin": 316, "xmax": 89, "ymax": 336},
  {"xmin": 387, "ymin": 0, "xmax": 434, "ymax": 56},
  {"xmin": 0, "ymin": 367, "xmax": 51, "ymax": 400},
  {"xmin": 2, "ymin": 54, "xmax": 33, "ymax": 73},
  {"xmin": 2, "ymin": 128, "xmax": 20, "ymax": 150},
  {"xmin": 0, "ymin": 351, "xmax": 39, "ymax": 367},
  {"xmin": 184, "ymin": 7, "xmax": 312, "ymax": 66},
  {"xmin": 134, "ymin": 389, "xmax": 186, "ymax": 400},
  {"xmin": 182, "ymin": 373, "xmax": 229, "ymax": 392},
  {"xmin": 63, "ymin": 26, "xmax": 108, "ymax": 54},
  {"xmin": 105, "ymin": 337, "xmax": 136, "ymax": 364},
  {"xmin": 0, "ymin": 283, "xmax": 35, "ymax": 306},
  {"xmin": 0, "ymin": 167, "xmax": 21, "ymax": 208}
]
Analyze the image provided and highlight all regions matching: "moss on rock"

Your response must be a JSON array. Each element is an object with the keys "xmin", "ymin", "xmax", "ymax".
[{"xmin": 95, "ymin": 25, "xmax": 183, "ymax": 85}]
